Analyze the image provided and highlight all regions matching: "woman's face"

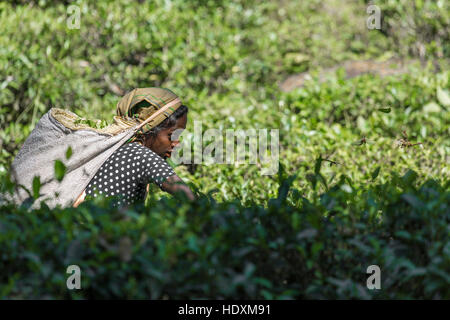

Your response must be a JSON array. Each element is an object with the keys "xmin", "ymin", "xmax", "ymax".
[{"xmin": 144, "ymin": 113, "xmax": 187, "ymax": 159}]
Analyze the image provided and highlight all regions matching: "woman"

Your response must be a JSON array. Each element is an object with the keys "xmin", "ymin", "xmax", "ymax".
[{"xmin": 74, "ymin": 87, "xmax": 195, "ymax": 207}]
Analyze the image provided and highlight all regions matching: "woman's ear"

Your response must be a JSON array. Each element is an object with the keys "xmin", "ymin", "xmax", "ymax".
[{"xmin": 143, "ymin": 134, "xmax": 153, "ymax": 148}]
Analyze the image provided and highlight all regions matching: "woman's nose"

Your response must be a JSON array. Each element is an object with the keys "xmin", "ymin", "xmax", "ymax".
[{"xmin": 171, "ymin": 140, "xmax": 180, "ymax": 147}]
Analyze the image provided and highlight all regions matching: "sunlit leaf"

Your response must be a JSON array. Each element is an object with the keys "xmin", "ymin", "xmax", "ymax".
[{"xmin": 66, "ymin": 146, "xmax": 73, "ymax": 160}]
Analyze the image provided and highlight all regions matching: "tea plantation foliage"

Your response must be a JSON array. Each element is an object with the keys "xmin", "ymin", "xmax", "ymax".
[{"xmin": 0, "ymin": 0, "xmax": 449, "ymax": 299}]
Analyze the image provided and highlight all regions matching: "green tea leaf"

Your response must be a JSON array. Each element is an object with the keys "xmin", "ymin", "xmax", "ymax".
[
  {"xmin": 306, "ymin": 173, "xmax": 317, "ymax": 190},
  {"xmin": 66, "ymin": 146, "xmax": 73, "ymax": 160},
  {"xmin": 254, "ymin": 277, "xmax": 273, "ymax": 289},
  {"xmin": 54, "ymin": 160, "xmax": 66, "ymax": 182},
  {"xmin": 311, "ymin": 242, "xmax": 323, "ymax": 256},
  {"xmin": 422, "ymin": 102, "xmax": 441, "ymax": 113},
  {"xmin": 371, "ymin": 166, "xmax": 380, "ymax": 181},
  {"xmin": 401, "ymin": 194, "xmax": 422, "ymax": 208},
  {"xmin": 378, "ymin": 108, "xmax": 391, "ymax": 113},
  {"xmin": 32, "ymin": 176, "xmax": 41, "ymax": 199},
  {"xmin": 314, "ymin": 156, "xmax": 322, "ymax": 175},
  {"xmin": 437, "ymin": 87, "xmax": 450, "ymax": 107},
  {"xmin": 317, "ymin": 173, "xmax": 328, "ymax": 191},
  {"xmin": 402, "ymin": 169, "xmax": 418, "ymax": 185},
  {"xmin": 278, "ymin": 162, "xmax": 285, "ymax": 186}
]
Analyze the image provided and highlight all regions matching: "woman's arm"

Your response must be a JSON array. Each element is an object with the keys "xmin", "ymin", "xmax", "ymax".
[
  {"xmin": 161, "ymin": 175, "xmax": 195, "ymax": 201},
  {"xmin": 73, "ymin": 190, "xmax": 86, "ymax": 208}
]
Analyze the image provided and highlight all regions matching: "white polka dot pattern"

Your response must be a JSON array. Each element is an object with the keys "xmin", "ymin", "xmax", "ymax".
[{"xmin": 85, "ymin": 142, "xmax": 176, "ymax": 206}]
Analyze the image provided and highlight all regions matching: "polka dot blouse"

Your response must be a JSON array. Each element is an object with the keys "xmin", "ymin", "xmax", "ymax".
[{"xmin": 85, "ymin": 142, "xmax": 176, "ymax": 206}]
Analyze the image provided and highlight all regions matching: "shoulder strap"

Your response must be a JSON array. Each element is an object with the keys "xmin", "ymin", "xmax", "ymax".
[{"xmin": 134, "ymin": 98, "xmax": 182, "ymax": 131}]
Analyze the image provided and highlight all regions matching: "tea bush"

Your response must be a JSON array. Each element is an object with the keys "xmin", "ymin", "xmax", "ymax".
[
  {"xmin": 0, "ymin": 166, "xmax": 448, "ymax": 299},
  {"xmin": 0, "ymin": 0, "xmax": 448, "ymax": 299}
]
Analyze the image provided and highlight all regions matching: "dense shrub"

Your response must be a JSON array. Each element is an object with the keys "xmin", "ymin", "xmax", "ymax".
[
  {"xmin": 1, "ymin": 0, "xmax": 448, "ymax": 300},
  {"xmin": 0, "ymin": 166, "xmax": 448, "ymax": 299}
]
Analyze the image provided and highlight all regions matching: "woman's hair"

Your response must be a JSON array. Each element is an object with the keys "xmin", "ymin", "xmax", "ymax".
[{"xmin": 133, "ymin": 104, "xmax": 188, "ymax": 144}]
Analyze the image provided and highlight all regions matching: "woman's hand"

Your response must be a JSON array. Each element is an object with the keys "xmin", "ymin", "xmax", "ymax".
[
  {"xmin": 73, "ymin": 190, "xmax": 86, "ymax": 208},
  {"xmin": 161, "ymin": 175, "xmax": 195, "ymax": 201}
]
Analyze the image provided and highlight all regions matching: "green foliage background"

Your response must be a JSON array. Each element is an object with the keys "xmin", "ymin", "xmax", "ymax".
[{"xmin": 0, "ymin": 0, "xmax": 449, "ymax": 299}]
